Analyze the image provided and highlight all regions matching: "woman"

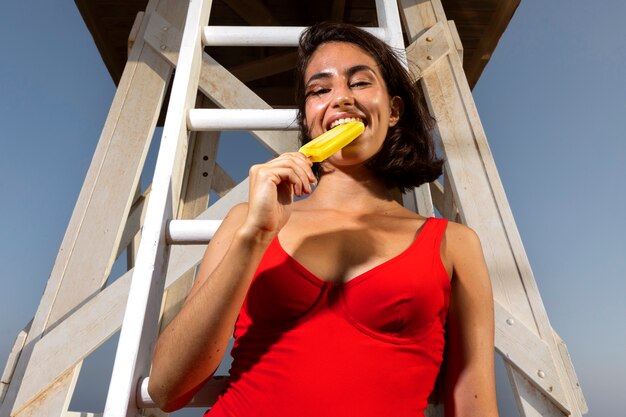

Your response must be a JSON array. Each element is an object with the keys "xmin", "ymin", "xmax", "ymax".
[{"xmin": 149, "ymin": 22, "xmax": 498, "ymax": 417}]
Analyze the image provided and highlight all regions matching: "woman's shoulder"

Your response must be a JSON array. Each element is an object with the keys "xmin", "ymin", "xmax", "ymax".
[
  {"xmin": 441, "ymin": 220, "xmax": 486, "ymax": 273},
  {"xmin": 442, "ymin": 220, "xmax": 480, "ymax": 242}
]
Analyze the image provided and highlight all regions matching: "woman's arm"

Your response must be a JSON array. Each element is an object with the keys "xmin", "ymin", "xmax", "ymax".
[
  {"xmin": 148, "ymin": 153, "xmax": 316, "ymax": 411},
  {"xmin": 443, "ymin": 222, "xmax": 499, "ymax": 417}
]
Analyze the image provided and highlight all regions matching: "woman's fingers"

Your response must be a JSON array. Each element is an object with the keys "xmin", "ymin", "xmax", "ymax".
[{"xmin": 255, "ymin": 153, "xmax": 315, "ymax": 196}]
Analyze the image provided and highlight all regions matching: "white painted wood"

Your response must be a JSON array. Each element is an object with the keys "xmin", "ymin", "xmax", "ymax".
[
  {"xmin": 211, "ymin": 163, "xmax": 236, "ymax": 197},
  {"xmin": 402, "ymin": 185, "xmax": 434, "ymax": 217},
  {"xmin": 404, "ymin": 22, "xmax": 450, "ymax": 79},
  {"xmin": 128, "ymin": 12, "xmax": 145, "ymax": 53},
  {"xmin": 64, "ymin": 412, "xmax": 102, "ymax": 417},
  {"xmin": 494, "ymin": 301, "xmax": 567, "ymax": 409},
  {"xmin": 12, "ymin": 271, "xmax": 130, "ymax": 417},
  {"xmin": 375, "ymin": 0, "xmax": 405, "ymax": 56},
  {"xmin": 104, "ymin": 0, "xmax": 215, "ymax": 415},
  {"xmin": 119, "ymin": 186, "xmax": 150, "ymax": 263},
  {"xmin": 428, "ymin": 180, "xmax": 444, "ymax": 214},
  {"xmin": 554, "ymin": 331, "xmax": 587, "ymax": 413},
  {"xmin": 446, "ymin": 20, "xmax": 463, "ymax": 63},
  {"xmin": 167, "ymin": 220, "xmax": 221, "ymax": 244},
  {"xmin": 0, "ymin": 322, "xmax": 30, "ymax": 403},
  {"xmin": 187, "ymin": 109, "xmax": 298, "ymax": 131},
  {"xmin": 136, "ymin": 376, "xmax": 227, "ymax": 408},
  {"xmin": 202, "ymin": 26, "xmax": 386, "ymax": 46},
  {"xmin": 442, "ymin": 166, "xmax": 458, "ymax": 221}
]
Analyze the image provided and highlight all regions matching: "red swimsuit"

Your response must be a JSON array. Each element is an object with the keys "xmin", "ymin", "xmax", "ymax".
[{"xmin": 205, "ymin": 217, "xmax": 450, "ymax": 417}]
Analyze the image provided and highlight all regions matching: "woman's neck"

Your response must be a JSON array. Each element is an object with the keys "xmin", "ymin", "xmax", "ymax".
[{"xmin": 302, "ymin": 163, "xmax": 401, "ymax": 214}]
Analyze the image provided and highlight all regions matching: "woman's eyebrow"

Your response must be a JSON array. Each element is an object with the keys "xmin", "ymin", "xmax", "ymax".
[
  {"xmin": 305, "ymin": 71, "xmax": 332, "ymax": 86},
  {"xmin": 345, "ymin": 65, "xmax": 375, "ymax": 78},
  {"xmin": 306, "ymin": 65, "xmax": 376, "ymax": 87}
]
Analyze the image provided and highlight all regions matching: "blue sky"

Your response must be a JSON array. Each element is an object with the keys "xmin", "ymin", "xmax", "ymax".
[{"xmin": 1, "ymin": 1, "xmax": 624, "ymax": 416}]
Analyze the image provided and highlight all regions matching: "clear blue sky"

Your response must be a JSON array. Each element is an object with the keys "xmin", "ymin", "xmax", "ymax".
[{"xmin": 1, "ymin": 1, "xmax": 624, "ymax": 416}]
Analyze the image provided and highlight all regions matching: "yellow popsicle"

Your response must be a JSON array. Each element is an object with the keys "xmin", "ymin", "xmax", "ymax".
[{"xmin": 299, "ymin": 121, "xmax": 365, "ymax": 162}]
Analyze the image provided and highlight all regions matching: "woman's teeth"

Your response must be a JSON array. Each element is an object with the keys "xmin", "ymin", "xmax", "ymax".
[{"xmin": 329, "ymin": 117, "xmax": 362, "ymax": 130}]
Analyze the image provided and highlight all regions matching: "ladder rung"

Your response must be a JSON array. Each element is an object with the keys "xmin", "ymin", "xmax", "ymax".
[
  {"xmin": 203, "ymin": 26, "xmax": 387, "ymax": 47},
  {"xmin": 136, "ymin": 376, "xmax": 228, "ymax": 408},
  {"xmin": 187, "ymin": 109, "xmax": 298, "ymax": 131},
  {"xmin": 167, "ymin": 220, "xmax": 222, "ymax": 244}
]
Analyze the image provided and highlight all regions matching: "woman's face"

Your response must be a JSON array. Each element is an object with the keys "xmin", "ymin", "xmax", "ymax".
[{"xmin": 303, "ymin": 41, "xmax": 402, "ymax": 166}]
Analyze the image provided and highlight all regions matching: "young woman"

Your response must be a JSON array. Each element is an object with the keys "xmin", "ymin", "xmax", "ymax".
[{"xmin": 148, "ymin": 22, "xmax": 498, "ymax": 417}]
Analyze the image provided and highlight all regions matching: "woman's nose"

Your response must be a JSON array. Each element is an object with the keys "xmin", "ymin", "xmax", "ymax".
[{"xmin": 332, "ymin": 88, "xmax": 355, "ymax": 109}]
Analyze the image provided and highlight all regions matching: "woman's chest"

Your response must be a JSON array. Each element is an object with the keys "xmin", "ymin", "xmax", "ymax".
[{"xmin": 277, "ymin": 215, "xmax": 428, "ymax": 284}]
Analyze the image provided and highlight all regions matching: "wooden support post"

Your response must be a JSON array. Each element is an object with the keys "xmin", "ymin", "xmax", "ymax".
[{"xmin": 399, "ymin": 0, "xmax": 586, "ymax": 416}]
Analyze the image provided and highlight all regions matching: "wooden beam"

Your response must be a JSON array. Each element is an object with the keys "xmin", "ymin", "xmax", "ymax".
[
  {"xmin": 230, "ymin": 51, "xmax": 297, "ymax": 83},
  {"xmin": 331, "ymin": 0, "xmax": 347, "ymax": 21},
  {"xmin": 0, "ymin": 321, "xmax": 30, "ymax": 403},
  {"xmin": 222, "ymin": 0, "xmax": 278, "ymax": 26},
  {"xmin": 210, "ymin": 163, "xmax": 236, "ymax": 197}
]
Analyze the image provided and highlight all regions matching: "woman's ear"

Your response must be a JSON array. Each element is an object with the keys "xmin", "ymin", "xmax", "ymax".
[{"xmin": 389, "ymin": 96, "xmax": 403, "ymax": 127}]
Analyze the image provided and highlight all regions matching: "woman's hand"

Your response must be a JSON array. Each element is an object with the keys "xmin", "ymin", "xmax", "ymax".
[{"xmin": 242, "ymin": 152, "xmax": 316, "ymax": 238}]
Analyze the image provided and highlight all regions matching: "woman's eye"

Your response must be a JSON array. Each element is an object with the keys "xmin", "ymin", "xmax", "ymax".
[
  {"xmin": 306, "ymin": 88, "xmax": 330, "ymax": 97},
  {"xmin": 350, "ymin": 81, "xmax": 371, "ymax": 88}
]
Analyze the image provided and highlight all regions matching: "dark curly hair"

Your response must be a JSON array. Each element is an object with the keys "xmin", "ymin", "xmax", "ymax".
[{"xmin": 295, "ymin": 22, "xmax": 443, "ymax": 192}]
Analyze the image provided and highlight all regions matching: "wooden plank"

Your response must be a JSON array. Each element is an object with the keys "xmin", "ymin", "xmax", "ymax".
[
  {"xmin": 126, "ymin": 182, "xmax": 143, "ymax": 270},
  {"xmin": 0, "ymin": 322, "xmax": 30, "ymax": 403},
  {"xmin": 447, "ymin": 20, "xmax": 463, "ymax": 63},
  {"xmin": 442, "ymin": 166, "xmax": 457, "ymax": 221},
  {"xmin": 221, "ymin": 0, "xmax": 278, "ymax": 25},
  {"xmin": 554, "ymin": 331, "xmax": 588, "ymax": 413},
  {"xmin": 1, "ymin": 0, "xmax": 176, "ymax": 415},
  {"xmin": 120, "ymin": 186, "xmax": 150, "ymax": 265},
  {"xmin": 210, "ymin": 163, "xmax": 236, "ymax": 197},
  {"xmin": 128, "ymin": 12, "xmax": 145, "ymax": 53},
  {"xmin": 494, "ymin": 301, "xmax": 563, "ymax": 400},
  {"xmin": 428, "ymin": 180, "xmax": 445, "ymax": 215},
  {"xmin": 230, "ymin": 51, "xmax": 297, "ymax": 83},
  {"xmin": 404, "ymin": 21, "xmax": 450, "ymax": 79}
]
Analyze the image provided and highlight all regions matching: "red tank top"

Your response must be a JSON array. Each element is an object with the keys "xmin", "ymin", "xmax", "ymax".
[{"xmin": 204, "ymin": 217, "xmax": 450, "ymax": 417}]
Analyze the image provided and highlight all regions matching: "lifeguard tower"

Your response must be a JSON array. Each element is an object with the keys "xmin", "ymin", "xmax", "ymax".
[{"xmin": 1, "ymin": 1, "xmax": 587, "ymax": 416}]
